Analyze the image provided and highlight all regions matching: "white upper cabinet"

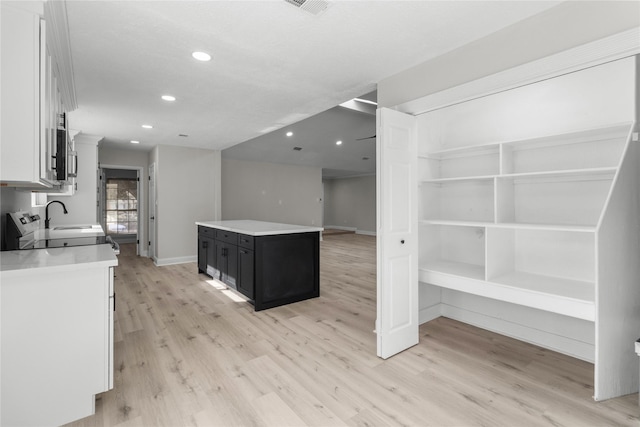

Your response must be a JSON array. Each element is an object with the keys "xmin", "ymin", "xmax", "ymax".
[
  {"xmin": 0, "ymin": 2, "xmax": 75, "ymax": 189},
  {"xmin": 0, "ymin": 3, "xmax": 55, "ymax": 188}
]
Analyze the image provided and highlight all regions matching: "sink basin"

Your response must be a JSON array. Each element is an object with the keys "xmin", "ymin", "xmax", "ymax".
[{"xmin": 53, "ymin": 225, "xmax": 94, "ymax": 230}]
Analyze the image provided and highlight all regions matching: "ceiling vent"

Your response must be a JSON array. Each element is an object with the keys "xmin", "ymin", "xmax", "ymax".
[{"xmin": 284, "ymin": 0, "xmax": 329, "ymax": 15}]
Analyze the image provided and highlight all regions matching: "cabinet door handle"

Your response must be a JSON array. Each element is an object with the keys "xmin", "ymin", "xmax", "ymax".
[{"xmin": 401, "ymin": 239, "xmax": 405, "ymax": 244}]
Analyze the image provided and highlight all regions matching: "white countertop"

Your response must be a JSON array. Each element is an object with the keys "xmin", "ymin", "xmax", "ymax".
[
  {"xmin": 196, "ymin": 220, "xmax": 323, "ymax": 236},
  {"xmin": 1, "ymin": 244, "xmax": 118, "ymax": 277},
  {"xmin": 33, "ymin": 224, "xmax": 105, "ymax": 240}
]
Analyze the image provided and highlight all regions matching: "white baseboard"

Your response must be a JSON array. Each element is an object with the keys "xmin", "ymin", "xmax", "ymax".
[
  {"xmin": 324, "ymin": 225, "xmax": 357, "ymax": 231},
  {"xmin": 324, "ymin": 225, "xmax": 376, "ymax": 236},
  {"xmin": 419, "ymin": 304, "xmax": 441, "ymax": 324},
  {"xmin": 154, "ymin": 255, "xmax": 196, "ymax": 266},
  {"xmin": 439, "ymin": 304, "xmax": 594, "ymax": 363}
]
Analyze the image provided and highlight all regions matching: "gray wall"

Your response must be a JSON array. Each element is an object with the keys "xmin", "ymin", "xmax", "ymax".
[
  {"xmin": 221, "ymin": 158, "xmax": 322, "ymax": 227},
  {"xmin": 154, "ymin": 145, "xmax": 221, "ymax": 264},
  {"xmin": 378, "ymin": 1, "xmax": 640, "ymax": 108},
  {"xmin": 323, "ymin": 175, "xmax": 376, "ymax": 234},
  {"xmin": 0, "ymin": 188, "xmax": 38, "ymax": 215}
]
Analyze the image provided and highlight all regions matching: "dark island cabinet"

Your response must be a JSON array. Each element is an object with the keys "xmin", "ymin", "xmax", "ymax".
[
  {"xmin": 216, "ymin": 239, "xmax": 238, "ymax": 289},
  {"xmin": 237, "ymin": 234, "xmax": 255, "ymax": 299},
  {"xmin": 237, "ymin": 247, "xmax": 254, "ymax": 299},
  {"xmin": 197, "ymin": 224, "xmax": 320, "ymax": 311},
  {"xmin": 197, "ymin": 226, "xmax": 217, "ymax": 277}
]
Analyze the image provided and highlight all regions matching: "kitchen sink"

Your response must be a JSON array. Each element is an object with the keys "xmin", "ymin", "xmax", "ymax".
[{"xmin": 53, "ymin": 225, "xmax": 94, "ymax": 230}]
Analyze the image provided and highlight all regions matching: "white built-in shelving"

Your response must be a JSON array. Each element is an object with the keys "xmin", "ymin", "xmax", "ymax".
[
  {"xmin": 378, "ymin": 46, "xmax": 640, "ymax": 401},
  {"xmin": 417, "ymin": 122, "xmax": 632, "ymax": 321}
]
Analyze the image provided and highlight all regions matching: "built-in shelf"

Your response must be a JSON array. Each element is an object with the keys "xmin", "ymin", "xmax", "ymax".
[
  {"xmin": 417, "ymin": 118, "xmax": 633, "ymax": 322},
  {"xmin": 382, "ymin": 51, "xmax": 639, "ymax": 402},
  {"xmin": 419, "ymin": 178, "xmax": 494, "ymax": 222},
  {"xmin": 419, "ymin": 268, "xmax": 595, "ymax": 321},
  {"xmin": 420, "ymin": 261, "xmax": 484, "ymax": 281},
  {"xmin": 420, "ymin": 219, "xmax": 596, "ymax": 233}
]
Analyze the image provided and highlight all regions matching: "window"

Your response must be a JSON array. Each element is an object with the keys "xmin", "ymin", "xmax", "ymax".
[{"xmin": 106, "ymin": 178, "xmax": 137, "ymax": 234}]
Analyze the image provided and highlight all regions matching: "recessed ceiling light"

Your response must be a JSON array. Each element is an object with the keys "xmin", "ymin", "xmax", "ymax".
[
  {"xmin": 336, "ymin": 140, "xmax": 342, "ymax": 146},
  {"xmin": 130, "ymin": 140, "xmax": 140, "ymax": 144},
  {"xmin": 286, "ymin": 131, "xmax": 293, "ymax": 137},
  {"xmin": 161, "ymin": 95, "xmax": 176, "ymax": 101},
  {"xmin": 142, "ymin": 124, "xmax": 153, "ymax": 129},
  {"xmin": 192, "ymin": 51, "xmax": 211, "ymax": 61}
]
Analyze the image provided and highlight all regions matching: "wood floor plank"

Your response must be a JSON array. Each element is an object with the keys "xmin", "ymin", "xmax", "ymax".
[{"xmin": 63, "ymin": 234, "xmax": 638, "ymax": 427}]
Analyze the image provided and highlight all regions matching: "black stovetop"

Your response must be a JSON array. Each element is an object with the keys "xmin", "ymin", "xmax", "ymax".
[{"xmin": 25, "ymin": 235, "xmax": 109, "ymax": 249}]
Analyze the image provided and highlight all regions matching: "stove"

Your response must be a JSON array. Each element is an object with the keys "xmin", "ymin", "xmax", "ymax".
[{"xmin": 4, "ymin": 210, "xmax": 119, "ymax": 254}]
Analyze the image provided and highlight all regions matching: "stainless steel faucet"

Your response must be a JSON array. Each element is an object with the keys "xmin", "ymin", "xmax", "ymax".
[{"xmin": 45, "ymin": 200, "xmax": 68, "ymax": 229}]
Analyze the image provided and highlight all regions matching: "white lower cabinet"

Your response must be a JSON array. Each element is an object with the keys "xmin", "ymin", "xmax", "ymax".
[
  {"xmin": 377, "ymin": 55, "xmax": 640, "ymax": 401},
  {"xmin": 0, "ymin": 262, "xmax": 114, "ymax": 426}
]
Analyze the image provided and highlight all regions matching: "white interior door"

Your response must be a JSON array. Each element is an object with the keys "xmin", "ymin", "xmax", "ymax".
[
  {"xmin": 376, "ymin": 107, "xmax": 418, "ymax": 359},
  {"xmin": 148, "ymin": 162, "xmax": 156, "ymax": 260}
]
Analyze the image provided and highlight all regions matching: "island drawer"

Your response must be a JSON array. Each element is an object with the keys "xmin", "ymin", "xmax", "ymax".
[
  {"xmin": 238, "ymin": 234, "xmax": 254, "ymax": 250},
  {"xmin": 215, "ymin": 229, "xmax": 238, "ymax": 244},
  {"xmin": 198, "ymin": 226, "xmax": 214, "ymax": 237}
]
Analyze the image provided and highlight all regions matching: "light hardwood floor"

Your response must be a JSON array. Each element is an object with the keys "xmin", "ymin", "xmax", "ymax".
[{"xmin": 66, "ymin": 234, "xmax": 638, "ymax": 426}]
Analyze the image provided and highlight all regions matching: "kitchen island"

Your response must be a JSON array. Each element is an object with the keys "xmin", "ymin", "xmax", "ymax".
[{"xmin": 196, "ymin": 220, "xmax": 322, "ymax": 311}]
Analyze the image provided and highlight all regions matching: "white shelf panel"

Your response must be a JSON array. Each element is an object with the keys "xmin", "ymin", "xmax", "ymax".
[
  {"xmin": 491, "ymin": 271, "xmax": 594, "ymax": 303},
  {"xmin": 492, "ymin": 222, "xmax": 596, "ymax": 233},
  {"xmin": 419, "ymin": 268, "xmax": 595, "ymax": 321},
  {"xmin": 421, "ymin": 122, "xmax": 633, "ymax": 157},
  {"xmin": 420, "ymin": 219, "xmax": 596, "ymax": 233},
  {"xmin": 501, "ymin": 123, "xmax": 631, "ymax": 148},
  {"xmin": 421, "ymin": 143, "xmax": 501, "ymax": 158},
  {"xmin": 419, "ymin": 167, "xmax": 618, "ymax": 184},
  {"xmin": 500, "ymin": 167, "xmax": 618, "ymax": 180},
  {"xmin": 421, "ymin": 260, "xmax": 485, "ymax": 281},
  {"xmin": 420, "ymin": 175, "xmax": 496, "ymax": 183}
]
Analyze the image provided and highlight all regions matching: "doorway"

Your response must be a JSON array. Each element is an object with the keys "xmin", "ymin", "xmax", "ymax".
[{"xmin": 98, "ymin": 165, "xmax": 145, "ymax": 256}]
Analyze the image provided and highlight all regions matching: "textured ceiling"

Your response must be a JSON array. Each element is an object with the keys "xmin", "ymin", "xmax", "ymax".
[
  {"xmin": 65, "ymin": 1, "xmax": 561, "ymax": 175},
  {"xmin": 224, "ymin": 100, "xmax": 377, "ymax": 179}
]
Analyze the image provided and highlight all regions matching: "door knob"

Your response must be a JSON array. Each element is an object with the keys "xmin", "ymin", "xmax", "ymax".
[{"xmin": 401, "ymin": 239, "xmax": 405, "ymax": 244}]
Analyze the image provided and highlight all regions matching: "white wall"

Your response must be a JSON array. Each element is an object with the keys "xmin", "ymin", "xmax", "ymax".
[
  {"xmin": 154, "ymin": 145, "xmax": 221, "ymax": 265},
  {"xmin": 323, "ymin": 175, "xmax": 376, "ymax": 235},
  {"xmin": 47, "ymin": 137, "xmax": 98, "ymax": 226},
  {"xmin": 221, "ymin": 158, "xmax": 322, "ymax": 227},
  {"xmin": 378, "ymin": 1, "xmax": 640, "ymax": 107},
  {"xmin": 0, "ymin": 188, "xmax": 37, "ymax": 215}
]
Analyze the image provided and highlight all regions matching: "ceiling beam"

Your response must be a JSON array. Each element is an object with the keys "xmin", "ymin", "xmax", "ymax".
[{"xmin": 338, "ymin": 99, "xmax": 376, "ymax": 116}]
